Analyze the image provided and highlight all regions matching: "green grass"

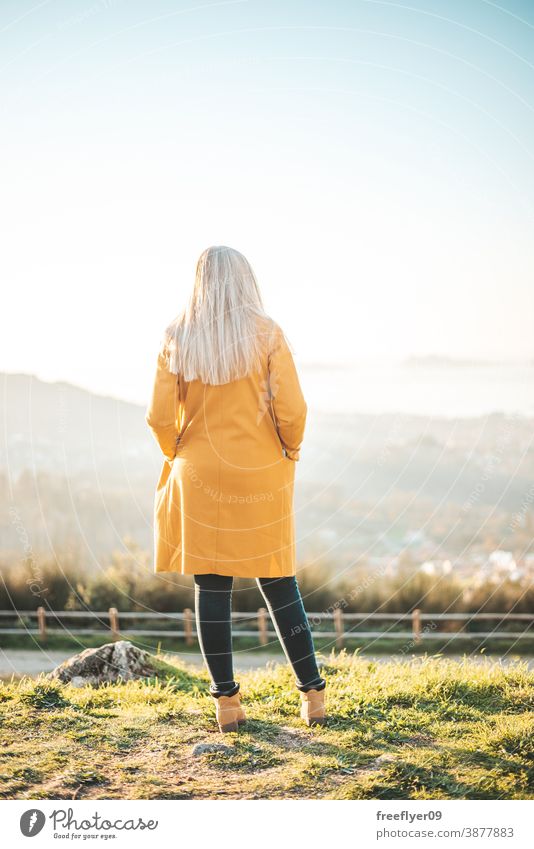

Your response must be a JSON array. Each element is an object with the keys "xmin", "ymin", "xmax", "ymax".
[
  {"xmin": 0, "ymin": 651, "xmax": 532, "ymax": 800},
  {"xmin": 3, "ymin": 632, "xmax": 534, "ymax": 655}
]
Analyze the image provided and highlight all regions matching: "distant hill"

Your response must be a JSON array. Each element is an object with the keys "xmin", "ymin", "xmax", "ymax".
[
  {"xmin": 1, "ymin": 372, "xmax": 152, "ymax": 482},
  {"xmin": 1, "ymin": 372, "xmax": 533, "ymax": 569}
]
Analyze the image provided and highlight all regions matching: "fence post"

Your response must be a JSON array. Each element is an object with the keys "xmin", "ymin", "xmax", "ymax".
[
  {"xmin": 258, "ymin": 607, "xmax": 268, "ymax": 645},
  {"xmin": 37, "ymin": 606, "xmax": 47, "ymax": 641},
  {"xmin": 183, "ymin": 608, "xmax": 194, "ymax": 646},
  {"xmin": 412, "ymin": 608, "xmax": 421, "ymax": 644},
  {"xmin": 109, "ymin": 607, "xmax": 119, "ymax": 641},
  {"xmin": 333, "ymin": 607, "xmax": 344, "ymax": 649}
]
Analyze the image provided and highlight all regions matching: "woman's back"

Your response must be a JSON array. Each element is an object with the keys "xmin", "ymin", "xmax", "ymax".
[
  {"xmin": 146, "ymin": 312, "xmax": 307, "ymax": 577},
  {"xmin": 145, "ymin": 246, "xmax": 326, "ymax": 729},
  {"xmin": 175, "ymin": 315, "xmax": 306, "ymax": 468}
]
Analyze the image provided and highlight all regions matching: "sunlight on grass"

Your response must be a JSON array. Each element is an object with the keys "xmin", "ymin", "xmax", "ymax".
[{"xmin": 0, "ymin": 651, "xmax": 532, "ymax": 800}]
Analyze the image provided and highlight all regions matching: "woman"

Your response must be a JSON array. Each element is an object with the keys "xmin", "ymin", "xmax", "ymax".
[{"xmin": 145, "ymin": 245, "xmax": 326, "ymax": 732}]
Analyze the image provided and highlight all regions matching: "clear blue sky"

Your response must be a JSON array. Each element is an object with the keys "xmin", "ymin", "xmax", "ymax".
[{"xmin": 1, "ymin": 0, "xmax": 533, "ymax": 403}]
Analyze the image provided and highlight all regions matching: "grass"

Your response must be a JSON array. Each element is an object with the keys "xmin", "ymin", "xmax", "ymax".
[
  {"xmin": 3, "ymin": 632, "xmax": 534, "ymax": 655},
  {"xmin": 0, "ymin": 651, "xmax": 532, "ymax": 800}
]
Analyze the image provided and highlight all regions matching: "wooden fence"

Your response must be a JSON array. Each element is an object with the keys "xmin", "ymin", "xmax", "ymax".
[{"xmin": 0, "ymin": 608, "xmax": 532, "ymax": 648}]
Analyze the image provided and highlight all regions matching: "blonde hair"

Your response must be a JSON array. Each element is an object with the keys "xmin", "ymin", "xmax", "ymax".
[{"xmin": 165, "ymin": 245, "xmax": 271, "ymax": 385}]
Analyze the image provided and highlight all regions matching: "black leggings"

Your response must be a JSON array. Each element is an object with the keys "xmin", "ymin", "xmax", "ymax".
[{"xmin": 194, "ymin": 574, "xmax": 326, "ymax": 697}]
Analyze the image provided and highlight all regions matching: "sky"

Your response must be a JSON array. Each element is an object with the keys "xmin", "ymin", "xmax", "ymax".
[{"xmin": 1, "ymin": 0, "xmax": 534, "ymax": 405}]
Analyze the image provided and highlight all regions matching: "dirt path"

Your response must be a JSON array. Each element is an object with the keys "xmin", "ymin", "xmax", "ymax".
[
  {"xmin": 1, "ymin": 648, "xmax": 532, "ymax": 679},
  {"xmin": 0, "ymin": 648, "xmax": 285, "ymax": 678}
]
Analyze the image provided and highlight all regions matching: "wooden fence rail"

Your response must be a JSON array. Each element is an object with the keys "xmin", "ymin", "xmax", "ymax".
[{"xmin": 0, "ymin": 608, "xmax": 532, "ymax": 646}]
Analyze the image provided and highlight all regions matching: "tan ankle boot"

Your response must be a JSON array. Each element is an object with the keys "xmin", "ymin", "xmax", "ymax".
[
  {"xmin": 300, "ymin": 688, "xmax": 326, "ymax": 727},
  {"xmin": 213, "ymin": 692, "xmax": 246, "ymax": 733}
]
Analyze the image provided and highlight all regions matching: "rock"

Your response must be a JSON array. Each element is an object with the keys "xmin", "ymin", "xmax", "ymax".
[
  {"xmin": 48, "ymin": 640, "xmax": 158, "ymax": 686},
  {"xmin": 192, "ymin": 743, "xmax": 235, "ymax": 757},
  {"xmin": 374, "ymin": 754, "xmax": 395, "ymax": 765},
  {"xmin": 69, "ymin": 676, "xmax": 89, "ymax": 689}
]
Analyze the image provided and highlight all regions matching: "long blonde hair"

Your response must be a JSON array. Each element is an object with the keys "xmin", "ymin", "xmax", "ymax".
[{"xmin": 165, "ymin": 246, "xmax": 270, "ymax": 385}]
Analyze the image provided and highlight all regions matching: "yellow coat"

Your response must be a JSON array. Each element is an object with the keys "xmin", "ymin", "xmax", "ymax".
[{"xmin": 145, "ymin": 317, "xmax": 307, "ymax": 577}]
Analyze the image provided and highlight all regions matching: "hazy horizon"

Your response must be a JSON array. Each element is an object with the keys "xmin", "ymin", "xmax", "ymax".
[{"xmin": 4, "ymin": 355, "xmax": 533, "ymax": 418}]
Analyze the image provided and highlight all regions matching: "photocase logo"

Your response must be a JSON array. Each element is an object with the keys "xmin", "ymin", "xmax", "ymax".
[{"xmin": 20, "ymin": 809, "xmax": 46, "ymax": 837}]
